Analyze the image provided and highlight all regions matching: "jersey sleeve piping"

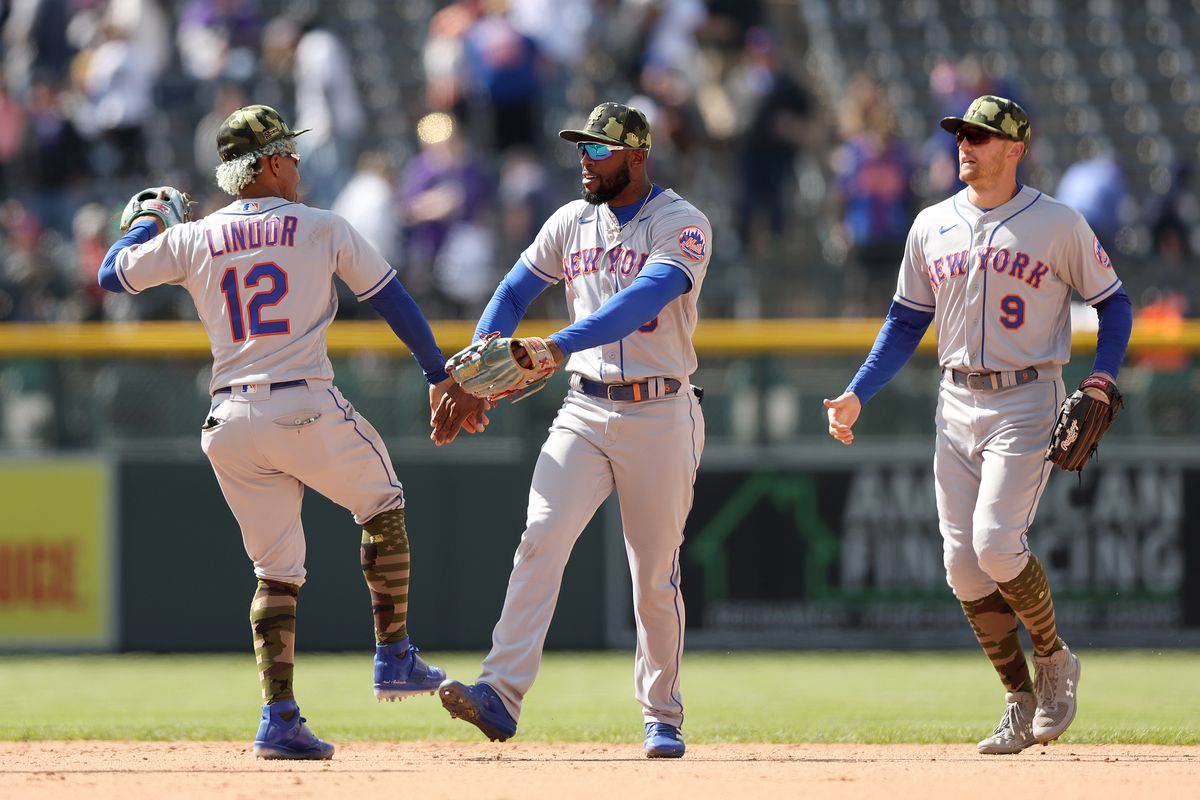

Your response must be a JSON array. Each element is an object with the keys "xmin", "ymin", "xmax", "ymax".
[
  {"xmin": 1084, "ymin": 277, "xmax": 1123, "ymax": 305},
  {"xmin": 520, "ymin": 252, "xmax": 559, "ymax": 283},
  {"xmin": 115, "ymin": 261, "xmax": 141, "ymax": 294},
  {"xmin": 355, "ymin": 269, "xmax": 398, "ymax": 301},
  {"xmin": 894, "ymin": 293, "xmax": 935, "ymax": 311}
]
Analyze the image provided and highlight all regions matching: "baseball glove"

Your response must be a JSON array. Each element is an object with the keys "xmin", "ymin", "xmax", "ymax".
[
  {"xmin": 119, "ymin": 186, "xmax": 192, "ymax": 232},
  {"xmin": 446, "ymin": 332, "xmax": 557, "ymax": 403},
  {"xmin": 1045, "ymin": 375, "xmax": 1123, "ymax": 472}
]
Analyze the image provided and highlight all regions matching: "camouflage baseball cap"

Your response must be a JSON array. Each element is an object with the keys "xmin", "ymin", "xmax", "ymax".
[
  {"xmin": 217, "ymin": 104, "xmax": 311, "ymax": 162},
  {"xmin": 559, "ymin": 102, "xmax": 652, "ymax": 149},
  {"xmin": 940, "ymin": 95, "xmax": 1031, "ymax": 146}
]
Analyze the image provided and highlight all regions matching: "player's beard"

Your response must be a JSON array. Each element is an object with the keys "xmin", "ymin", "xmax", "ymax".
[{"xmin": 582, "ymin": 161, "xmax": 632, "ymax": 205}]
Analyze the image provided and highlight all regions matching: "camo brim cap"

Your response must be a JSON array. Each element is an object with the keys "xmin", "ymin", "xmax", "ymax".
[
  {"xmin": 559, "ymin": 102, "xmax": 652, "ymax": 149},
  {"xmin": 940, "ymin": 94, "xmax": 1031, "ymax": 147},
  {"xmin": 217, "ymin": 104, "xmax": 311, "ymax": 163}
]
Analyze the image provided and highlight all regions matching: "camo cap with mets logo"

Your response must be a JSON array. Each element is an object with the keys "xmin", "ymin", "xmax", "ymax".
[
  {"xmin": 559, "ymin": 102, "xmax": 652, "ymax": 150},
  {"xmin": 217, "ymin": 104, "xmax": 311, "ymax": 162}
]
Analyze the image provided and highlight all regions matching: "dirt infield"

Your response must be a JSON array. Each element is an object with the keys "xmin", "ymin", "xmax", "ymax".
[{"xmin": 3, "ymin": 742, "xmax": 1198, "ymax": 799}]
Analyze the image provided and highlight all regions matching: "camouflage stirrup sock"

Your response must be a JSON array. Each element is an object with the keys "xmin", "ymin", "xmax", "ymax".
[
  {"xmin": 361, "ymin": 508, "xmax": 411, "ymax": 645},
  {"xmin": 960, "ymin": 589, "xmax": 1034, "ymax": 694},
  {"xmin": 250, "ymin": 579, "xmax": 299, "ymax": 706},
  {"xmin": 997, "ymin": 554, "xmax": 1064, "ymax": 658}
]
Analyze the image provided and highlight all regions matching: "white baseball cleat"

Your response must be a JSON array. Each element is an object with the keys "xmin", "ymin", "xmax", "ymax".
[
  {"xmin": 977, "ymin": 690, "xmax": 1037, "ymax": 755},
  {"xmin": 1032, "ymin": 645, "xmax": 1081, "ymax": 743}
]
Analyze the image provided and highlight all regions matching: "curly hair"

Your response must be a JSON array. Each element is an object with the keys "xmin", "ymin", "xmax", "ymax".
[{"xmin": 214, "ymin": 139, "xmax": 298, "ymax": 196}]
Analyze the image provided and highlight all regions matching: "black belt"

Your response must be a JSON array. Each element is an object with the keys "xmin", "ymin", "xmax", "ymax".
[
  {"xmin": 214, "ymin": 379, "xmax": 308, "ymax": 396},
  {"xmin": 946, "ymin": 368, "xmax": 1038, "ymax": 391},
  {"xmin": 578, "ymin": 377, "xmax": 684, "ymax": 402}
]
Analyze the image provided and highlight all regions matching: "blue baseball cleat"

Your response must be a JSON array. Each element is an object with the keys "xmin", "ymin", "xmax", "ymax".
[
  {"xmin": 644, "ymin": 722, "xmax": 686, "ymax": 758},
  {"xmin": 374, "ymin": 637, "xmax": 446, "ymax": 701},
  {"xmin": 438, "ymin": 679, "xmax": 518, "ymax": 742},
  {"xmin": 252, "ymin": 700, "xmax": 335, "ymax": 760}
]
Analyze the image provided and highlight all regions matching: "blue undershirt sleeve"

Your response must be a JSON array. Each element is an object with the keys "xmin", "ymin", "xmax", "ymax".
[
  {"xmin": 366, "ymin": 277, "xmax": 450, "ymax": 384},
  {"xmin": 474, "ymin": 260, "xmax": 552, "ymax": 340},
  {"xmin": 1092, "ymin": 288, "xmax": 1132, "ymax": 379},
  {"xmin": 97, "ymin": 218, "xmax": 159, "ymax": 293},
  {"xmin": 548, "ymin": 262, "xmax": 690, "ymax": 357},
  {"xmin": 846, "ymin": 301, "xmax": 936, "ymax": 405}
]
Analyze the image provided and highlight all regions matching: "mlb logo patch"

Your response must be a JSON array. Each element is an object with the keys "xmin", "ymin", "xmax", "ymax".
[
  {"xmin": 677, "ymin": 226, "xmax": 707, "ymax": 261},
  {"xmin": 242, "ymin": 201, "xmax": 260, "ymax": 213},
  {"xmin": 1093, "ymin": 237, "xmax": 1112, "ymax": 269}
]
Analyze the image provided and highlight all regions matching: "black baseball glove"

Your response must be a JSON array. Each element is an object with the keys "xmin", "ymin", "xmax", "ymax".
[{"xmin": 1045, "ymin": 374, "xmax": 1123, "ymax": 472}]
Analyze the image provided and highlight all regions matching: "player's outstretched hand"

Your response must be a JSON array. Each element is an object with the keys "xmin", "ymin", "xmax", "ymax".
[
  {"xmin": 430, "ymin": 376, "xmax": 490, "ymax": 445},
  {"xmin": 823, "ymin": 392, "xmax": 862, "ymax": 446}
]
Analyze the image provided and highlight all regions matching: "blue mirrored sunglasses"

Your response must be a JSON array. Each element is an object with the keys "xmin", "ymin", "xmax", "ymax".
[{"xmin": 577, "ymin": 142, "xmax": 636, "ymax": 160}]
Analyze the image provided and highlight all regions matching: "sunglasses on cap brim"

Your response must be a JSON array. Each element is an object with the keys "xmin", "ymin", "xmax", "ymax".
[{"xmin": 577, "ymin": 142, "xmax": 641, "ymax": 160}]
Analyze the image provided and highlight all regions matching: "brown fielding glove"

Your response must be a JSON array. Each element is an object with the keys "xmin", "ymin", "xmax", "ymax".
[
  {"xmin": 1045, "ymin": 375, "xmax": 1123, "ymax": 472},
  {"xmin": 445, "ymin": 332, "xmax": 557, "ymax": 403}
]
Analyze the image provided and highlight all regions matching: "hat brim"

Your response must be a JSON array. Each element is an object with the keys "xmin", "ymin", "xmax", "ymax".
[
  {"xmin": 558, "ymin": 128, "xmax": 629, "ymax": 146},
  {"xmin": 939, "ymin": 117, "xmax": 1016, "ymax": 140}
]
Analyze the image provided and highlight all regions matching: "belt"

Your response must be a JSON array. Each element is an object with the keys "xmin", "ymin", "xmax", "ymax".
[
  {"xmin": 946, "ymin": 368, "xmax": 1038, "ymax": 391},
  {"xmin": 214, "ymin": 379, "xmax": 308, "ymax": 396},
  {"xmin": 577, "ymin": 376, "xmax": 684, "ymax": 402}
]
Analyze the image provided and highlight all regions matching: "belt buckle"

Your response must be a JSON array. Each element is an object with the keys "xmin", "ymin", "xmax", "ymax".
[
  {"xmin": 607, "ymin": 384, "xmax": 619, "ymax": 401},
  {"xmin": 966, "ymin": 372, "xmax": 993, "ymax": 390}
]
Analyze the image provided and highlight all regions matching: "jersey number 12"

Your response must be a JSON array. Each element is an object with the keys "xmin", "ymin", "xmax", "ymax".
[{"xmin": 220, "ymin": 262, "xmax": 290, "ymax": 341}]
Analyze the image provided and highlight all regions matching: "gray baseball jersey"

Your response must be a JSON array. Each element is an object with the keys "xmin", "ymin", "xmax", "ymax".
[
  {"xmin": 114, "ymin": 198, "xmax": 395, "ymax": 394},
  {"xmin": 893, "ymin": 185, "xmax": 1123, "ymax": 600},
  {"xmin": 895, "ymin": 185, "xmax": 1122, "ymax": 370},
  {"xmin": 114, "ymin": 197, "xmax": 405, "ymax": 584},
  {"xmin": 520, "ymin": 189, "xmax": 711, "ymax": 381},
  {"xmin": 475, "ymin": 187, "xmax": 709, "ymax": 730}
]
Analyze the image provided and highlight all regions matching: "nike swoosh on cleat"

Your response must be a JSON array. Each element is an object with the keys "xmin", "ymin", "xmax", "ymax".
[
  {"xmin": 939, "ymin": 224, "xmax": 957, "ymax": 234},
  {"xmin": 578, "ymin": 217, "xmax": 594, "ymax": 223}
]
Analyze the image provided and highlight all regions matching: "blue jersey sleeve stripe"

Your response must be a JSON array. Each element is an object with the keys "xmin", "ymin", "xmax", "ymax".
[
  {"xmin": 895, "ymin": 293, "xmax": 935, "ymax": 310},
  {"xmin": 116, "ymin": 262, "xmax": 140, "ymax": 294},
  {"xmin": 521, "ymin": 253, "xmax": 559, "ymax": 282},
  {"xmin": 1084, "ymin": 277, "xmax": 1122, "ymax": 304},
  {"xmin": 355, "ymin": 270, "xmax": 395, "ymax": 300}
]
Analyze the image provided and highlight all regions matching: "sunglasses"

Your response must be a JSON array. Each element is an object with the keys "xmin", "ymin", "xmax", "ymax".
[
  {"xmin": 955, "ymin": 128, "xmax": 996, "ymax": 146},
  {"xmin": 577, "ymin": 142, "xmax": 639, "ymax": 160}
]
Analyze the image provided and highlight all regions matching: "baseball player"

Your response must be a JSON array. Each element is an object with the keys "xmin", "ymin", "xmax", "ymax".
[
  {"xmin": 824, "ymin": 96, "xmax": 1133, "ymax": 754},
  {"xmin": 96, "ymin": 105, "xmax": 485, "ymax": 759},
  {"xmin": 434, "ymin": 102, "xmax": 709, "ymax": 759}
]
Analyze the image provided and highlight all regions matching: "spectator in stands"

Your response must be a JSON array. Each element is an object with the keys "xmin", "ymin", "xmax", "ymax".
[
  {"xmin": 832, "ymin": 100, "xmax": 914, "ymax": 316},
  {"xmin": 729, "ymin": 26, "xmax": 811, "ymax": 259},
  {"xmin": 400, "ymin": 112, "xmax": 495, "ymax": 318},
  {"xmin": 2, "ymin": 0, "xmax": 74, "ymax": 96},
  {"xmin": 333, "ymin": 150, "xmax": 403, "ymax": 269},
  {"xmin": 176, "ymin": 0, "xmax": 262, "ymax": 83},
  {"xmin": 74, "ymin": 20, "xmax": 155, "ymax": 178},
  {"xmin": 1055, "ymin": 141, "xmax": 1127, "ymax": 254},
  {"xmin": 19, "ymin": 79, "xmax": 90, "ymax": 235},
  {"xmin": 462, "ymin": 7, "xmax": 544, "ymax": 152},
  {"xmin": 261, "ymin": 13, "xmax": 365, "ymax": 208},
  {"xmin": 0, "ymin": 75, "xmax": 27, "ymax": 197}
]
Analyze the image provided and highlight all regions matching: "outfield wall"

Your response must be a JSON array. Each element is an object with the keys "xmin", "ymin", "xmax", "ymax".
[{"xmin": 3, "ymin": 445, "xmax": 1198, "ymax": 652}]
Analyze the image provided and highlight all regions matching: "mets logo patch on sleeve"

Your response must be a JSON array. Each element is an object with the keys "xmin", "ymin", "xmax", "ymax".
[
  {"xmin": 1093, "ymin": 237, "xmax": 1112, "ymax": 269},
  {"xmin": 678, "ymin": 226, "xmax": 707, "ymax": 261}
]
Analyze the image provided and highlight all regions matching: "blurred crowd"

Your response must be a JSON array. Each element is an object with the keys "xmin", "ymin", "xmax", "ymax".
[{"xmin": 1, "ymin": 0, "xmax": 1198, "ymax": 328}]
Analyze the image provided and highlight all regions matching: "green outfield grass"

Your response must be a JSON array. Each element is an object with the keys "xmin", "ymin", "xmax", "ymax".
[{"xmin": 0, "ymin": 650, "xmax": 1197, "ymax": 744}]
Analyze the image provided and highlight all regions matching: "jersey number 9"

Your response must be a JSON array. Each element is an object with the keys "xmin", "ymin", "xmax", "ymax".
[
  {"xmin": 220, "ymin": 261, "xmax": 291, "ymax": 341},
  {"xmin": 999, "ymin": 294, "xmax": 1025, "ymax": 330}
]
